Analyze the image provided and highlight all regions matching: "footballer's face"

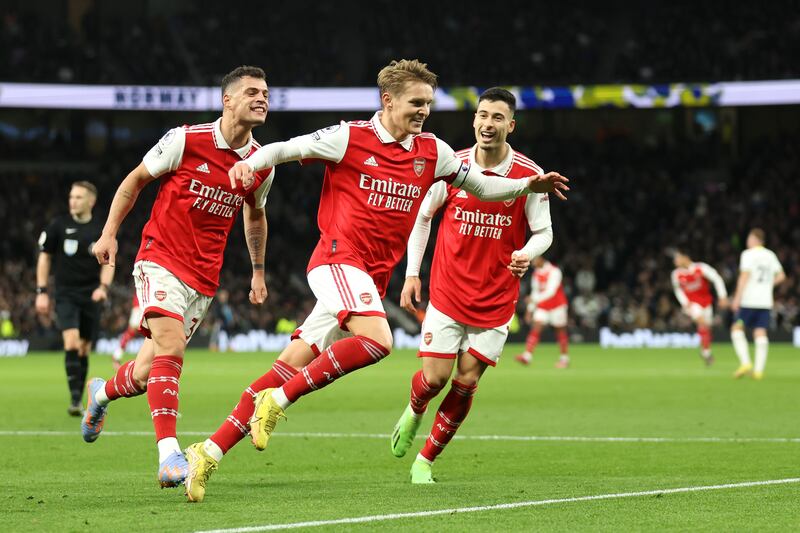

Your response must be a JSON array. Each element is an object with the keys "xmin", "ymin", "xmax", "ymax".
[
  {"xmin": 225, "ymin": 76, "xmax": 269, "ymax": 125},
  {"xmin": 474, "ymin": 99, "xmax": 515, "ymax": 151},
  {"xmin": 673, "ymin": 253, "xmax": 690, "ymax": 268},
  {"xmin": 69, "ymin": 185, "xmax": 95, "ymax": 219},
  {"xmin": 382, "ymin": 81, "xmax": 434, "ymax": 138},
  {"xmin": 747, "ymin": 233, "xmax": 762, "ymax": 248}
]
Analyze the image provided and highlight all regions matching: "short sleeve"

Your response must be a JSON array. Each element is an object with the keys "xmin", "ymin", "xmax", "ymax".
[
  {"xmin": 143, "ymin": 127, "xmax": 186, "ymax": 177},
  {"xmin": 292, "ymin": 122, "xmax": 350, "ymax": 164},
  {"xmin": 525, "ymin": 193, "xmax": 552, "ymax": 232},
  {"xmin": 739, "ymin": 251, "xmax": 751, "ymax": 272},
  {"xmin": 38, "ymin": 220, "xmax": 60, "ymax": 254},
  {"xmin": 248, "ymin": 168, "xmax": 275, "ymax": 209}
]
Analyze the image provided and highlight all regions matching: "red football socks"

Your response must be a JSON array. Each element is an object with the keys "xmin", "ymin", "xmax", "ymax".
[
  {"xmin": 557, "ymin": 329, "xmax": 569, "ymax": 354},
  {"xmin": 147, "ymin": 355, "xmax": 183, "ymax": 441},
  {"xmin": 282, "ymin": 336, "xmax": 389, "ymax": 403},
  {"xmin": 698, "ymin": 326, "xmax": 712, "ymax": 351},
  {"xmin": 420, "ymin": 380, "xmax": 477, "ymax": 462},
  {"xmin": 104, "ymin": 360, "xmax": 145, "ymax": 401},
  {"xmin": 409, "ymin": 369, "xmax": 444, "ymax": 415},
  {"xmin": 524, "ymin": 329, "xmax": 541, "ymax": 352},
  {"xmin": 118, "ymin": 327, "xmax": 138, "ymax": 350},
  {"xmin": 210, "ymin": 360, "xmax": 298, "ymax": 453}
]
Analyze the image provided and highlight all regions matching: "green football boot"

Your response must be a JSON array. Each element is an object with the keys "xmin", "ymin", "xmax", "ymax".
[
  {"xmin": 390, "ymin": 404, "xmax": 423, "ymax": 458},
  {"xmin": 410, "ymin": 458, "xmax": 435, "ymax": 484}
]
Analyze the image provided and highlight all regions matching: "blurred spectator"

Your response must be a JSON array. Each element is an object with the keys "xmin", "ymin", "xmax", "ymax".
[{"xmin": 2, "ymin": 2, "xmax": 798, "ymax": 86}]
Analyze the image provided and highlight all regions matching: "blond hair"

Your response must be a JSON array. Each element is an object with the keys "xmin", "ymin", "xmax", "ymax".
[
  {"xmin": 377, "ymin": 59, "xmax": 438, "ymax": 96},
  {"xmin": 71, "ymin": 180, "xmax": 97, "ymax": 197}
]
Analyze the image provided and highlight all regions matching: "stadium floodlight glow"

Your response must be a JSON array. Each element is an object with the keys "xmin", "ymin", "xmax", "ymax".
[{"xmin": 1, "ymin": 80, "xmax": 799, "ymax": 111}]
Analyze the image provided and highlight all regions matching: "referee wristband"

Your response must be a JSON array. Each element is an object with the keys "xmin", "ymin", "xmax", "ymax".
[{"xmin": 36, "ymin": 287, "xmax": 48, "ymax": 294}]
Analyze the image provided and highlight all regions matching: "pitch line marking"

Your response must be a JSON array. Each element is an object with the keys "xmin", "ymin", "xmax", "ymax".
[
  {"xmin": 194, "ymin": 477, "xmax": 800, "ymax": 532},
  {"xmin": 1, "ymin": 430, "xmax": 800, "ymax": 443}
]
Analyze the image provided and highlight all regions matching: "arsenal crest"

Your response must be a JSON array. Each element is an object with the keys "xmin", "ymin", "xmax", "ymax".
[
  {"xmin": 423, "ymin": 332, "xmax": 433, "ymax": 345},
  {"xmin": 503, "ymin": 198, "xmax": 516, "ymax": 207},
  {"xmin": 155, "ymin": 290, "xmax": 167, "ymax": 301},
  {"xmin": 360, "ymin": 292, "xmax": 373, "ymax": 305},
  {"xmin": 413, "ymin": 157, "xmax": 426, "ymax": 177}
]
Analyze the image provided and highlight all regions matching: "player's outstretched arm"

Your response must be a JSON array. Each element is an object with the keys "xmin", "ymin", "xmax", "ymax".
[
  {"xmin": 243, "ymin": 202, "xmax": 268, "ymax": 305},
  {"xmin": 232, "ymin": 124, "xmax": 350, "ymax": 189},
  {"xmin": 527, "ymin": 172, "xmax": 569, "ymax": 199},
  {"xmin": 455, "ymin": 165, "xmax": 569, "ymax": 202},
  {"xmin": 94, "ymin": 163, "xmax": 157, "ymax": 267}
]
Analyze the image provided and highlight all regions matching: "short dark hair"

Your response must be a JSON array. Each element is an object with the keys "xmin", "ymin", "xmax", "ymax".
[
  {"xmin": 221, "ymin": 66, "xmax": 267, "ymax": 95},
  {"xmin": 749, "ymin": 228, "xmax": 765, "ymax": 243},
  {"xmin": 478, "ymin": 87, "xmax": 516, "ymax": 114},
  {"xmin": 71, "ymin": 180, "xmax": 97, "ymax": 197}
]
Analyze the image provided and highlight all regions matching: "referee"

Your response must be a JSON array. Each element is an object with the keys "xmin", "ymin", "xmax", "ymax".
[{"xmin": 35, "ymin": 181, "xmax": 114, "ymax": 416}]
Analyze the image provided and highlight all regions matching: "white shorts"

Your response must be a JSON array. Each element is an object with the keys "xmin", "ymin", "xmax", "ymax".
[
  {"xmin": 133, "ymin": 260, "xmax": 213, "ymax": 339},
  {"xmin": 127, "ymin": 304, "xmax": 144, "ymax": 330},
  {"xmin": 293, "ymin": 264, "xmax": 385, "ymax": 354},
  {"xmin": 685, "ymin": 302, "xmax": 713, "ymax": 323},
  {"xmin": 533, "ymin": 305, "xmax": 568, "ymax": 328},
  {"xmin": 418, "ymin": 303, "xmax": 510, "ymax": 367}
]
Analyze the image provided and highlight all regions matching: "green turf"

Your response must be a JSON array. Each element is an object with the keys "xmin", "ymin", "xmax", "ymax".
[{"xmin": 1, "ymin": 343, "xmax": 799, "ymax": 532}]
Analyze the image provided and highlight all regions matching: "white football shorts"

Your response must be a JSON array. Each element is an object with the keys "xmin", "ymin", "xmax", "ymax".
[
  {"xmin": 418, "ymin": 303, "xmax": 510, "ymax": 367},
  {"xmin": 293, "ymin": 264, "xmax": 385, "ymax": 353},
  {"xmin": 533, "ymin": 304, "xmax": 568, "ymax": 328},
  {"xmin": 686, "ymin": 302, "xmax": 713, "ymax": 323},
  {"xmin": 132, "ymin": 260, "xmax": 213, "ymax": 339}
]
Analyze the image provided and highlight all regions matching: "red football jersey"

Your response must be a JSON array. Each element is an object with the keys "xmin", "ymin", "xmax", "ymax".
[
  {"xmin": 671, "ymin": 263, "xmax": 720, "ymax": 307},
  {"xmin": 303, "ymin": 119, "xmax": 453, "ymax": 297},
  {"xmin": 426, "ymin": 146, "xmax": 550, "ymax": 327},
  {"xmin": 533, "ymin": 261, "xmax": 568, "ymax": 310},
  {"xmin": 139, "ymin": 119, "xmax": 274, "ymax": 296}
]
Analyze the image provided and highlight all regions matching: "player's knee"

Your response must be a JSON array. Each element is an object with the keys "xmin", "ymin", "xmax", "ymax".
[
  {"xmin": 362, "ymin": 331, "xmax": 393, "ymax": 354},
  {"xmin": 278, "ymin": 340, "xmax": 317, "ymax": 370},
  {"xmin": 423, "ymin": 370, "xmax": 449, "ymax": 390},
  {"xmin": 453, "ymin": 370, "xmax": 481, "ymax": 388},
  {"xmin": 132, "ymin": 361, "xmax": 152, "ymax": 387}
]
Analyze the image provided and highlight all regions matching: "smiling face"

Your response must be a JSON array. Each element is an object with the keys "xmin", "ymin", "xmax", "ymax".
[
  {"xmin": 223, "ymin": 76, "xmax": 269, "ymax": 126},
  {"xmin": 473, "ymin": 98, "xmax": 515, "ymax": 152},
  {"xmin": 381, "ymin": 80, "xmax": 434, "ymax": 138}
]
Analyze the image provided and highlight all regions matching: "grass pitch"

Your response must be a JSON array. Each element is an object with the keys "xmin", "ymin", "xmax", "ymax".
[{"xmin": 1, "ymin": 343, "xmax": 799, "ymax": 531}]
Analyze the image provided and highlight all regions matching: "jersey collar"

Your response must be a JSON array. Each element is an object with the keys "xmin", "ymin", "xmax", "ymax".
[
  {"xmin": 213, "ymin": 117, "xmax": 253, "ymax": 157},
  {"xmin": 469, "ymin": 143, "xmax": 514, "ymax": 176},
  {"xmin": 371, "ymin": 112, "xmax": 414, "ymax": 151}
]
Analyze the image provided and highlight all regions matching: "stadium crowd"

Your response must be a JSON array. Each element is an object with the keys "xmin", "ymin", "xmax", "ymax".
[
  {"xmin": 2, "ymin": 125, "xmax": 797, "ymax": 340},
  {"xmin": 2, "ymin": 1, "xmax": 799, "ymax": 86}
]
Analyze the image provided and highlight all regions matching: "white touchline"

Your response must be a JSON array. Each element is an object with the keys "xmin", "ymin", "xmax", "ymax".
[
  {"xmin": 1, "ymin": 430, "xmax": 800, "ymax": 443},
  {"xmin": 194, "ymin": 478, "xmax": 800, "ymax": 533}
]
